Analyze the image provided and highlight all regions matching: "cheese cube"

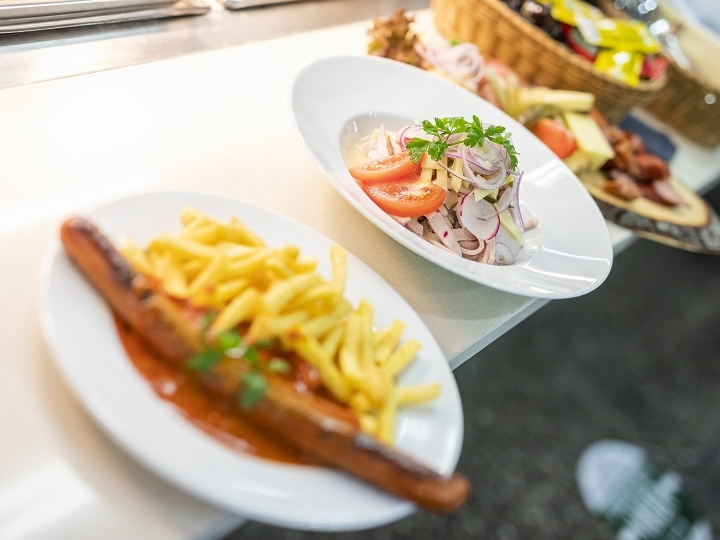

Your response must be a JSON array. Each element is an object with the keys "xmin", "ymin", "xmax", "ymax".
[{"xmin": 563, "ymin": 112, "xmax": 615, "ymax": 171}]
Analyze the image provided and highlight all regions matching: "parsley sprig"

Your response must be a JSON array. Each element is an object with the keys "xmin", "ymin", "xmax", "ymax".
[
  {"xmin": 405, "ymin": 115, "xmax": 519, "ymax": 170},
  {"xmin": 406, "ymin": 117, "xmax": 468, "ymax": 163},
  {"xmin": 187, "ymin": 317, "xmax": 289, "ymax": 409}
]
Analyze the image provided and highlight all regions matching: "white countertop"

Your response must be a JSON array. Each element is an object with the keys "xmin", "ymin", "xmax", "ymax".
[{"xmin": 1, "ymin": 12, "xmax": 720, "ymax": 540}]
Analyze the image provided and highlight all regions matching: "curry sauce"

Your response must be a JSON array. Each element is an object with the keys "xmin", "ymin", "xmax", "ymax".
[{"xmin": 114, "ymin": 315, "xmax": 309, "ymax": 465}]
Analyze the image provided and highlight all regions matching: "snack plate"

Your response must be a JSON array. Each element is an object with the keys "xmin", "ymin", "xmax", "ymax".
[
  {"xmin": 38, "ymin": 190, "xmax": 464, "ymax": 531},
  {"xmin": 290, "ymin": 56, "xmax": 614, "ymax": 299}
]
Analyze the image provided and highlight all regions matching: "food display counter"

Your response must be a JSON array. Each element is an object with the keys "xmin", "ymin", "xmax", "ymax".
[{"xmin": 1, "ymin": 4, "xmax": 719, "ymax": 540}]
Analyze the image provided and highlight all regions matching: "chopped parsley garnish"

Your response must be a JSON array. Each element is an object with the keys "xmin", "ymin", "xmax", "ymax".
[
  {"xmin": 406, "ymin": 115, "xmax": 519, "ymax": 170},
  {"xmin": 465, "ymin": 116, "xmax": 519, "ymax": 170},
  {"xmin": 240, "ymin": 372, "xmax": 268, "ymax": 410},
  {"xmin": 406, "ymin": 117, "xmax": 468, "ymax": 163},
  {"xmin": 267, "ymin": 358, "xmax": 291, "ymax": 374},
  {"xmin": 187, "ymin": 349, "xmax": 221, "ymax": 373},
  {"xmin": 244, "ymin": 345, "xmax": 260, "ymax": 366},
  {"xmin": 200, "ymin": 312, "xmax": 215, "ymax": 333},
  {"xmin": 217, "ymin": 329, "xmax": 242, "ymax": 351},
  {"xmin": 187, "ymin": 323, "xmax": 281, "ymax": 409}
]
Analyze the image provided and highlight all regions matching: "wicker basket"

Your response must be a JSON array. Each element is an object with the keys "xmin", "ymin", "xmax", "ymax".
[
  {"xmin": 640, "ymin": 0, "xmax": 720, "ymax": 148},
  {"xmin": 431, "ymin": 0, "xmax": 667, "ymax": 123},
  {"xmin": 644, "ymin": 61, "xmax": 720, "ymax": 147}
]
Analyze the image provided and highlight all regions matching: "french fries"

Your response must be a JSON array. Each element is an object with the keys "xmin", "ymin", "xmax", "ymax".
[{"xmin": 120, "ymin": 207, "xmax": 440, "ymax": 444}]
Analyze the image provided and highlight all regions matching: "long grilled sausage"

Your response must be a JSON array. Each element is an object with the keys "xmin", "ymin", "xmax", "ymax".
[{"xmin": 60, "ymin": 217, "xmax": 471, "ymax": 513}]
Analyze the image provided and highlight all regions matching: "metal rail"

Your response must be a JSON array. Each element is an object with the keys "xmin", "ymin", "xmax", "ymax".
[{"xmin": 0, "ymin": 0, "xmax": 428, "ymax": 89}]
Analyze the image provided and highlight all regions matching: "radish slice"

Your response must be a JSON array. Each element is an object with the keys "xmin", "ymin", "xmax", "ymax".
[
  {"xmin": 495, "ymin": 243, "xmax": 514, "ymax": 265},
  {"xmin": 479, "ymin": 238, "xmax": 496, "ymax": 265},
  {"xmin": 495, "ymin": 183, "xmax": 517, "ymax": 214},
  {"xmin": 458, "ymin": 194, "xmax": 500, "ymax": 241},
  {"xmin": 495, "ymin": 222, "xmax": 523, "ymax": 258}
]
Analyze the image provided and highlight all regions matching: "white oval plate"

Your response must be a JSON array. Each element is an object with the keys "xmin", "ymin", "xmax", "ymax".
[
  {"xmin": 290, "ymin": 56, "xmax": 613, "ymax": 299},
  {"xmin": 38, "ymin": 190, "xmax": 464, "ymax": 531}
]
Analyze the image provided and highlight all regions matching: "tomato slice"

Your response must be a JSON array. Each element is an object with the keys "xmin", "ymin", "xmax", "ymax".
[
  {"xmin": 530, "ymin": 118, "xmax": 577, "ymax": 159},
  {"xmin": 349, "ymin": 152, "xmax": 419, "ymax": 183},
  {"xmin": 363, "ymin": 174, "xmax": 446, "ymax": 218}
]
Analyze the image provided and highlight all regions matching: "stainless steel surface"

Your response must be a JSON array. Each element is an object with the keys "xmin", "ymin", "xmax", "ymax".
[
  {"xmin": 0, "ymin": 0, "xmax": 209, "ymax": 34},
  {"xmin": 223, "ymin": 0, "xmax": 310, "ymax": 10},
  {"xmin": 0, "ymin": 0, "xmax": 175, "ymax": 21},
  {"xmin": 0, "ymin": 0, "xmax": 428, "ymax": 88}
]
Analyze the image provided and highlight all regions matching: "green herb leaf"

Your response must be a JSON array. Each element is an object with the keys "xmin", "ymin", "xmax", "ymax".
[
  {"xmin": 240, "ymin": 372, "xmax": 268, "ymax": 409},
  {"xmin": 465, "ymin": 115, "xmax": 519, "ymax": 170},
  {"xmin": 217, "ymin": 329, "xmax": 242, "ymax": 351},
  {"xmin": 200, "ymin": 312, "xmax": 215, "ymax": 335},
  {"xmin": 464, "ymin": 115, "xmax": 486, "ymax": 147},
  {"xmin": 267, "ymin": 358, "xmax": 291, "ymax": 374},
  {"xmin": 255, "ymin": 338, "xmax": 276, "ymax": 349},
  {"xmin": 426, "ymin": 140, "xmax": 448, "ymax": 161},
  {"xmin": 406, "ymin": 138, "xmax": 431, "ymax": 164},
  {"xmin": 407, "ymin": 117, "xmax": 468, "ymax": 164},
  {"xmin": 445, "ymin": 116, "xmax": 470, "ymax": 134},
  {"xmin": 422, "ymin": 118, "xmax": 441, "ymax": 138},
  {"xmin": 244, "ymin": 346, "xmax": 260, "ymax": 367},
  {"xmin": 407, "ymin": 116, "xmax": 519, "ymax": 170},
  {"xmin": 187, "ymin": 349, "xmax": 221, "ymax": 373}
]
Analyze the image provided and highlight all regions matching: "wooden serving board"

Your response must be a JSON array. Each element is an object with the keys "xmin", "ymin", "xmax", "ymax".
[
  {"xmin": 580, "ymin": 171, "xmax": 709, "ymax": 228},
  {"xmin": 593, "ymin": 198, "xmax": 720, "ymax": 254}
]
